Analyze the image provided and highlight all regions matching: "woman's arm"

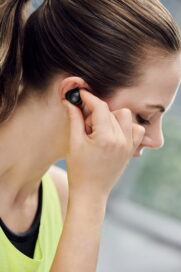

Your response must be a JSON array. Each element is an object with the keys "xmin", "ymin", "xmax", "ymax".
[
  {"xmin": 50, "ymin": 192, "xmax": 107, "ymax": 272},
  {"xmin": 48, "ymin": 166, "xmax": 107, "ymax": 271}
]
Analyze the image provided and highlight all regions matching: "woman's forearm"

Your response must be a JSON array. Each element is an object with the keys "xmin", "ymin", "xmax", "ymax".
[{"xmin": 50, "ymin": 193, "xmax": 107, "ymax": 272}]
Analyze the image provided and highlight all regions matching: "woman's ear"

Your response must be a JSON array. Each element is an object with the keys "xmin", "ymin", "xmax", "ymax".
[
  {"xmin": 58, "ymin": 75, "xmax": 93, "ymax": 132},
  {"xmin": 58, "ymin": 76, "xmax": 90, "ymax": 101}
]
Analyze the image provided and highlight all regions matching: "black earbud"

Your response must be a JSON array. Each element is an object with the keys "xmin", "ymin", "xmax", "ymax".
[{"xmin": 65, "ymin": 87, "xmax": 82, "ymax": 106}]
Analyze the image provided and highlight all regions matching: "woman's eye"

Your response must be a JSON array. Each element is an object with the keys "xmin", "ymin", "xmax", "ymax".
[{"xmin": 136, "ymin": 114, "xmax": 151, "ymax": 125}]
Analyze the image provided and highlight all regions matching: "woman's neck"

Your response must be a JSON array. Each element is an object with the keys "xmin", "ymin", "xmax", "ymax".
[{"xmin": 0, "ymin": 89, "xmax": 67, "ymax": 211}]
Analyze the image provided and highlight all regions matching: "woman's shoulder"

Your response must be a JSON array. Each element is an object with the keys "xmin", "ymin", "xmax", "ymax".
[{"xmin": 47, "ymin": 165, "xmax": 68, "ymax": 223}]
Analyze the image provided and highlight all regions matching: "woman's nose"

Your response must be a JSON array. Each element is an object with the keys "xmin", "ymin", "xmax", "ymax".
[{"xmin": 141, "ymin": 127, "xmax": 164, "ymax": 149}]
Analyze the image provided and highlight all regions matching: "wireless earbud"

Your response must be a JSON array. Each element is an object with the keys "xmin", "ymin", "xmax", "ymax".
[{"xmin": 65, "ymin": 87, "xmax": 82, "ymax": 106}]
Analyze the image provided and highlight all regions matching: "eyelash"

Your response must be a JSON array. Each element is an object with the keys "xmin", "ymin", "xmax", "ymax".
[{"xmin": 136, "ymin": 115, "xmax": 151, "ymax": 126}]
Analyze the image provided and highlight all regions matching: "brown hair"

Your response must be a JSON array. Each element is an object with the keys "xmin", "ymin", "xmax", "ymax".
[{"xmin": 0, "ymin": 0, "xmax": 181, "ymax": 123}]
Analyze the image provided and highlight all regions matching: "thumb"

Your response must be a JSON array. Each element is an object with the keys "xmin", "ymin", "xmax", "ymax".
[{"xmin": 62, "ymin": 99, "xmax": 86, "ymax": 143}]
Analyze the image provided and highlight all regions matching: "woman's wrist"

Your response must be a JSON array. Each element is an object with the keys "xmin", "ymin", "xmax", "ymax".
[
  {"xmin": 68, "ymin": 189, "xmax": 108, "ymax": 216},
  {"xmin": 69, "ymin": 187, "xmax": 108, "ymax": 204}
]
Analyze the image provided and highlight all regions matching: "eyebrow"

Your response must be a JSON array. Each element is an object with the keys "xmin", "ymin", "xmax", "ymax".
[{"xmin": 146, "ymin": 104, "xmax": 165, "ymax": 113}]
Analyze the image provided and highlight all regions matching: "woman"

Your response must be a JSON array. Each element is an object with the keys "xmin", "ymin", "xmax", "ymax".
[{"xmin": 0, "ymin": 0, "xmax": 180, "ymax": 271}]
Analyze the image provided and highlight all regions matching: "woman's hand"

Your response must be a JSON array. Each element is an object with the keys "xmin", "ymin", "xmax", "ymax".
[
  {"xmin": 50, "ymin": 90, "xmax": 145, "ymax": 272},
  {"xmin": 63, "ymin": 89, "xmax": 145, "ymax": 199}
]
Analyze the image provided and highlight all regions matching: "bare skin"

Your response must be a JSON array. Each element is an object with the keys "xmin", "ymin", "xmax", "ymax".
[
  {"xmin": 50, "ymin": 54, "xmax": 181, "ymax": 271},
  {"xmin": 0, "ymin": 53, "xmax": 180, "ymax": 270}
]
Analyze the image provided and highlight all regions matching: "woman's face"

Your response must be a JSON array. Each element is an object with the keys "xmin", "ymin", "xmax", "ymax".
[{"xmin": 106, "ymin": 53, "xmax": 181, "ymax": 157}]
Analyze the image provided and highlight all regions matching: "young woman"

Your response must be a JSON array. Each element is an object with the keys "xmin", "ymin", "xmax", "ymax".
[{"xmin": 0, "ymin": 0, "xmax": 181, "ymax": 271}]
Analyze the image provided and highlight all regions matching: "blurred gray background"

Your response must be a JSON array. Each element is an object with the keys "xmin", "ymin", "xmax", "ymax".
[{"xmin": 33, "ymin": 1, "xmax": 181, "ymax": 271}]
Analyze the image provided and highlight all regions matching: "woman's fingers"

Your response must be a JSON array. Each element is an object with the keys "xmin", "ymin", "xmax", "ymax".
[
  {"xmin": 132, "ymin": 124, "xmax": 145, "ymax": 151},
  {"xmin": 62, "ymin": 99, "xmax": 86, "ymax": 145},
  {"xmin": 111, "ymin": 108, "xmax": 133, "ymax": 144},
  {"xmin": 111, "ymin": 109, "xmax": 145, "ymax": 153},
  {"xmin": 63, "ymin": 89, "xmax": 145, "ymax": 157},
  {"xmin": 79, "ymin": 89, "xmax": 113, "ymax": 137}
]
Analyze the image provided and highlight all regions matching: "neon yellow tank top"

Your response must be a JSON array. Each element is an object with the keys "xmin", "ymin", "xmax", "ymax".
[{"xmin": 0, "ymin": 171, "xmax": 63, "ymax": 272}]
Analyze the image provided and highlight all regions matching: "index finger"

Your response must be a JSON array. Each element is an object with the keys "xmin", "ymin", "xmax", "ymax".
[{"xmin": 79, "ymin": 89, "xmax": 113, "ymax": 136}]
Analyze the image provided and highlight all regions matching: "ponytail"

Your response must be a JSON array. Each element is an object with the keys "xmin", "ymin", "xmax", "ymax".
[{"xmin": 0, "ymin": 0, "xmax": 30, "ymax": 123}]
